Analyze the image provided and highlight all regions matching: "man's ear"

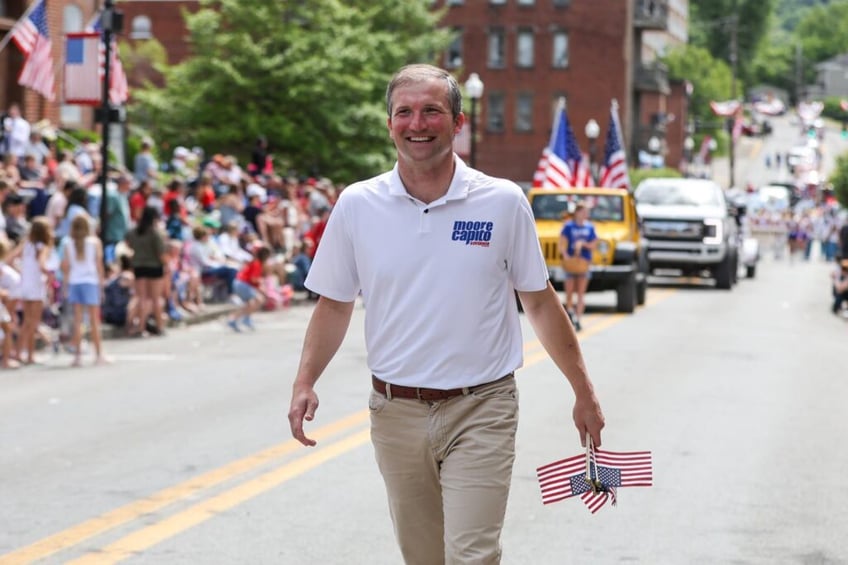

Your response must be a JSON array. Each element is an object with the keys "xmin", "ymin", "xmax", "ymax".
[{"xmin": 454, "ymin": 112, "xmax": 466, "ymax": 136}]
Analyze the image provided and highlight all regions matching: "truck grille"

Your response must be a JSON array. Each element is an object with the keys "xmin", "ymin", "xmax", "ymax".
[{"xmin": 643, "ymin": 220, "xmax": 703, "ymax": 241}]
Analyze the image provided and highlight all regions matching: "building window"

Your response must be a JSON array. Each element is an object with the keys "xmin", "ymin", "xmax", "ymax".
[
  {"xmin": 490, "ymin": 0, "xmax": 507, "ymax": 4},
  {"xmin": 518, "ymin": 0, "xmax": 535, "ymax": 5},
  {"xmin": 130, "ymin": 15, "xmax": 153, "ymax": 40},
  {"xmin": 488, "ymin": 27, "xmax": 506, "ymax": 69},
  {"xmin": 516, "ymin": 93, "xmax": 533, "ymax": 132},
  {"xmin": 553, "ymin": 31, "xmax": 569, "ymax": 68},
  {"xmin": 487, "ymin": 92, "xmax": 505, "ymax": 133},
  {"xmin": 553, "ymin": 0, "xmax": 571, "ymax": 6},
  {"xmin": 63, "ymin": 5, "xmax": 83, "ymax": 32},
  {"xmin": 446, "ymin": 28, "xmax": 463, "ymax": 68},
  {"xmin": 517, "ymin": 28, "xmax": 534, "ymax": 68},
  {"xmin": 446, "ymin": 0, "xmax": 463, "ymax": 5}
]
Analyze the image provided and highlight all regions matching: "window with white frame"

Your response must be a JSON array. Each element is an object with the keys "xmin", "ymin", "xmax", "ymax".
[
  {"xmin": 487, "ymin": 92, "xmax": 505, "ymax": 133},
  {"xmin": 490, "ymin": 0, "xmax": 507, "ymax": 4},
  {"xmin": 446, "ymin": 28, "xmax": 463, "ymax": 68},
  {"xmin": 517, "ymin": 28, "xmax": 534, "ymax": 68},
  {"xmin": 553, "ymin": 31, "xmax": 569, "ymax": 68},
  {"xmin": 518, "ymin": 0, "xmax": 535, "ymax": 5},
  {"xmin": 516, "ymin": 93, "xmax": 533, "ymax": 132},
  {"xmin": 488, "ymin": 27, "xmax": 506, "ymax": 69}
]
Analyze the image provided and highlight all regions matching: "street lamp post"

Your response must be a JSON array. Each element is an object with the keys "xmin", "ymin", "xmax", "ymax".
[
  {"xmin": 584, "ymin": 118, "xmax": 600, "ymax": 184},
  {"xmin": 97, "ymin": 0, "xmax": 123, "ymax": 253},
  {"xmin": 464, "ymin": 73, "xmax": 484, "ymax": 169}
]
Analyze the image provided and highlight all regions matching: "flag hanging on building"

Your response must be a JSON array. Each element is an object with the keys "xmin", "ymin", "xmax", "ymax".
[
  {"xmin": 89, "ymin": 13, "xmax": 129, "ymax": 104},
  {"xmin": 10, "ymin": 0, "xmax": 55, "ymax": 100},
  {"xmin": 532, "ymin": 99, "xmax": 592, "ymax": 188},
  {"xmin": 64, "ymin": 33, "xmax": 102, "ymax": 105},
  {"xmin": 598, "ymin": 100, "xmax": 630, "ymax": 190}
]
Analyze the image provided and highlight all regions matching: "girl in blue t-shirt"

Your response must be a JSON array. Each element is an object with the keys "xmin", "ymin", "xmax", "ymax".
[{"xmin": 559, "ymin": 202, "xmax": 597, "ymax": 331}]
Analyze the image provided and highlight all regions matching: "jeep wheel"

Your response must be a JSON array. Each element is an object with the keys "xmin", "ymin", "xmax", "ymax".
[
  {"xmin": 746, "ymin": 264, "xmax": 756, "ymax": 279},
  {"xmin": 636, "ymin": 276, "xmax": 647, "ymax": 306},
  {"xmin": 715, "ymin": 255, "xmax": 733, "ymax": 290},
  {"xmin": 616, "ymin": 273, "xmax": 637, "ymax": 313}
]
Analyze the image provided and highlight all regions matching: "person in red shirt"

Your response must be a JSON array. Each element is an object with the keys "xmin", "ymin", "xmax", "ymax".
[
  {"xmin": 162, "ymin": 179, "xmax": 187, "ymax": 220},
  {"xmin": 227, "ymin": 244, "xmax": 272, "ymax": 331},
  {"xmin": 195, "ymin": 175, "xmax": 217, "ymax": 213},
  {"xmin": 129, "ymin": 180, "xmax": 152, "ymax": 223}
]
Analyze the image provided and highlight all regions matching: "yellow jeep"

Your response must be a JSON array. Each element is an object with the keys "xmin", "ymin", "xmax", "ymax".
[{"xmin": 526, "ymin": 187, "xmax": 648, "ymax": 313}]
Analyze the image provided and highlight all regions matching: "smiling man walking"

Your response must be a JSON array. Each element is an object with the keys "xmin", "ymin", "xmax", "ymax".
[{"xmin": 288, "ymin": 64, "xmax": 605, "ymax": 564}]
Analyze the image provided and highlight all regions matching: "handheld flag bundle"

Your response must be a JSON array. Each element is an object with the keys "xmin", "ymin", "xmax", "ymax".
[{"xmin": 536, "ymin": 434, "xmax": 652, "ymax": 514}]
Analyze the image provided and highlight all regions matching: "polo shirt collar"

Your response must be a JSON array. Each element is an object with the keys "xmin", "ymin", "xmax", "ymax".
[{"xmin": 388, "ymin": 154, "xmax": 472, "ymax": 203}]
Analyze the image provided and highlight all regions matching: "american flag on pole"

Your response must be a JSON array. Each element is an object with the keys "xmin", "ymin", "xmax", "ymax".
[
  {"xmin": 89, "ymin": 14, "xmax": 129, "ymax": 104},
  {"xmin": 64, "ymin": 33, "xmax": 102, "ymax": 105},
  {"xmin": 598, "ymin": 100, "xmax": 630, "ymax": 190},
  {"xmin": 537, "ymin": 448, "xmax": 653, "ymax": 514},
  {"xmin": 532, "ymin": 99, "xmax": 591, "ymax": 188},
  {"xmin": 10, "ymin": 0, "xmax": 55, "ymax": 101}
]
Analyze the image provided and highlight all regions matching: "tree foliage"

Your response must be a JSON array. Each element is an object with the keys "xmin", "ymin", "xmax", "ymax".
[
  {"xmin": 831, "ymin": 153, "xmax": 848, "ymax": 209},
  {"xmin": 795, "ymin": 2, "xmax": 848, "ymax": 67},
  {"xmin": 130, "ymin": 0, "xmax": 451, "ymax": 182},
  {"xmin": 663, "ymin": 45, "xmax": 732, "ymax": 122},
  {"xmin": 689, "ymin": 0, "xmax": 776, "ymax": 88}
]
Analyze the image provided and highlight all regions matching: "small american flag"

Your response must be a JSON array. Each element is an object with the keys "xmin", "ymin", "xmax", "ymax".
[
  {"xmin": 11, "ymin": 0, "xmax": 55, "ymax": 101},
  {"xmin": 598, "ymin": 101, "xmax": 630, "ymax": 190},
  {"xmin": 537, "ymin": 447, "xmax": 653, "ymax": 514},
  {"xmin": 532, "ymin": 99, "xmax": 591, "ymax": 188},
  {"xmin": 90, "ymin": 14, "xmax": 130, "ymax": 104}
]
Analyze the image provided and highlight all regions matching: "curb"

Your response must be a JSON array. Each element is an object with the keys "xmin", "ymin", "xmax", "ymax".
[{"xmin": 101, "ymin": 304, "xmax": 239, "ymax": 340}]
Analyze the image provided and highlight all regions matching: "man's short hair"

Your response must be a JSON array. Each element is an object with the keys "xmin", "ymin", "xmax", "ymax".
[{"xmin": 386, "ymin": 64, "xmax": 462, "ymax": 120}]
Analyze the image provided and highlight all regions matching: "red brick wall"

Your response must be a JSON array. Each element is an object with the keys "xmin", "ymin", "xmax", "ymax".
[{"xmin": 438, "ymin": 0, "xmax": 633, "ymax": 183}]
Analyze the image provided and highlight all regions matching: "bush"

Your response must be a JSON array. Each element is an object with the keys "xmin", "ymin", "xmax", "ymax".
[
  {"xmin": 629, "ymin": 167, "xmax": 683, "ymax": 189},
  {"xmin": 831, "ymin": 153, "xmax": 848, "ymax": 209}
]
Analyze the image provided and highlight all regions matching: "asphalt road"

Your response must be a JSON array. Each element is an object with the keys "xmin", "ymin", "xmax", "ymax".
[
  {"xmin": 1, "ymin": 250, "xmax": 846, "ymax": 565},
  {"xmin": 2, "ymin": 112, "xmax": 847, "ymax": 565}
]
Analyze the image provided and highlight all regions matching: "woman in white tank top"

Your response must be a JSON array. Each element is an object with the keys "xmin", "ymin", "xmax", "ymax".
[
  {"xmin": 8, "ymin": 217, "xmax": 54, "ymax": 365},
  {"xmin": 61, "ymin": 215, "xmax": 108, "ymax": 366}
]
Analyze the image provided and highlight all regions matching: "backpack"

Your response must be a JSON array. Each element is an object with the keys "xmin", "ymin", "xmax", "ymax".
[{"xmin": 103, "ymin": 277, "xmax": 131, "ymax": 326}]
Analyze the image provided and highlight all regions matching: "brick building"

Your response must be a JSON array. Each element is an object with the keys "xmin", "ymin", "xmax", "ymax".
[
  {"xmin": 437, "ymin": 0, "xmax": 690, "ymax": 183},
  {"xmin": 0, "ymin": 0, "xmax": 196, "ymax": 131},
  {"xmin": 2, "ymin": 0, "xmax": 689, "ymax": 183}
]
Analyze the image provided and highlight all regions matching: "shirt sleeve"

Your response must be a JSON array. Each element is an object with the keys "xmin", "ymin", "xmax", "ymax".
[{"xmin": 508, "ymin": 190, "xmax": 550, "ymax": 292}]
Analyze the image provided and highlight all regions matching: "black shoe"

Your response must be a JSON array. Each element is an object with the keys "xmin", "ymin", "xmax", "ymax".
[{"xmin": 574, "ymin": 319, "xmax": 582, "ymax": 332}]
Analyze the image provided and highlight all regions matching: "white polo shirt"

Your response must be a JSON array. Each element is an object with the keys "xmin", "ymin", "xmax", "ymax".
[{"xmin": 305, "ymin": 156, "xmax": 549, "ymax": 389}]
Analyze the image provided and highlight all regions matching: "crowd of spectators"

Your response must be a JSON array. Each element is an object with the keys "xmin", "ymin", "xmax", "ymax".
[{"xmin": 0, "ymin": 102, "xmax": 336, "ymax": 366}]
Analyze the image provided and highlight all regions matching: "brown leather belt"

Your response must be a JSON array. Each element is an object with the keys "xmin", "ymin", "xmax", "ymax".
[{"xmin": 371, "ymin": 373, "xmax": 513, "ymax": 401}]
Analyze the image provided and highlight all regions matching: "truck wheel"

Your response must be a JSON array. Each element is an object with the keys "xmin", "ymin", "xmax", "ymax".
[
  {"xmin": 715, "ymin": 256, "xmax": 733, "ymax": 289},
  {"xmin": 746, "ymin": 264, "xmax": 756, "ymax": 279},
  {"xmin": 616, "ymin": 273, "xmax": 637, "ymax": 313},
  {"xmin": 636, "ymin": 278, "xmax": 647, "ymax": 306}
]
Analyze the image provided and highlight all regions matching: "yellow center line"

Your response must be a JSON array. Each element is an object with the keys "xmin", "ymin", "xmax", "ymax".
[
  {"xmin": 0, "ymin": 411, "xmax": 369, "ymax": 565},
  {"xmin": 4, "ymin": 288, "xmax": 679, "ymax": 563},
  {"xmin": 65, "ymin": 429, "xmax": 372, "ymax": 565}
]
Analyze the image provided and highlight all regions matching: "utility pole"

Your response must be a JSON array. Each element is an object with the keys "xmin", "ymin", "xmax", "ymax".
[
  {"xmin": 96, "ymin": 0, "xmax": 123, "ymax": 251},
  {"xmin": 728, "ymin": 6, "xmax": 738, "ymax": 190}
]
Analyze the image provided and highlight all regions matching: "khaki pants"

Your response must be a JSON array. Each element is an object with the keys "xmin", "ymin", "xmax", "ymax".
[{"xmin": 369, "ymin": 376, "xmax": 518, "ymax": 565}]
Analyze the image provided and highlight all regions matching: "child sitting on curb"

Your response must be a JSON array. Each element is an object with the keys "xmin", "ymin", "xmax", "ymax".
[{"xmin": 227, "ymin": 245, "xmax": 272, "ymax": 332}]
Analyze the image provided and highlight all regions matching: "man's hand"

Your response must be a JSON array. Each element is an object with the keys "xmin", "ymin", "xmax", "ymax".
[
  {"xmin": 288, "ymin": 384, "xmax": 319, "ymax": 447},
  {"xmin": 573, "ymin": 394, "xmax": 605, "ymax": 448}
]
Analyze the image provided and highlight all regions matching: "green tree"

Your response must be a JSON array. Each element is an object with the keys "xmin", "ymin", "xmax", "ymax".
[
  {"xmin": 130, "ymin": 0, "xmax": 451, "ymax": 182},
  {"xmin": 831, "ymin": 153, "xmax": 848, "ymax": 209},
  {"xmin": 689, "ymin": 0, "xmax": 776, "ymax": 87},
  {"xmin": 663, "ymin": 45, "xmax": 733, "ymax": 123},
  {"xmin": 748, "ymin": 24, "xmax": 795, "ymax": 95},
  {"xmin": 795, "ymin": 2, "xmax": 848, "ymax": 69}
]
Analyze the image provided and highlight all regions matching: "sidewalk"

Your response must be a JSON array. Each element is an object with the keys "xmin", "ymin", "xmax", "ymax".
[{"xmin": 100, "ymin": 302, "xmax": 240, "ymax": 340}]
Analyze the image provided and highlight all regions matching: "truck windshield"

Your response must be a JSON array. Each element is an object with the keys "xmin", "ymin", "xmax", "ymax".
[
  {"xmin": 531, "ymin": 193, "xmax": 624, "ymax": 222},
  {"xmin": 634, "ymin": 183, "xmax": 722, "ymax": 206}
]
